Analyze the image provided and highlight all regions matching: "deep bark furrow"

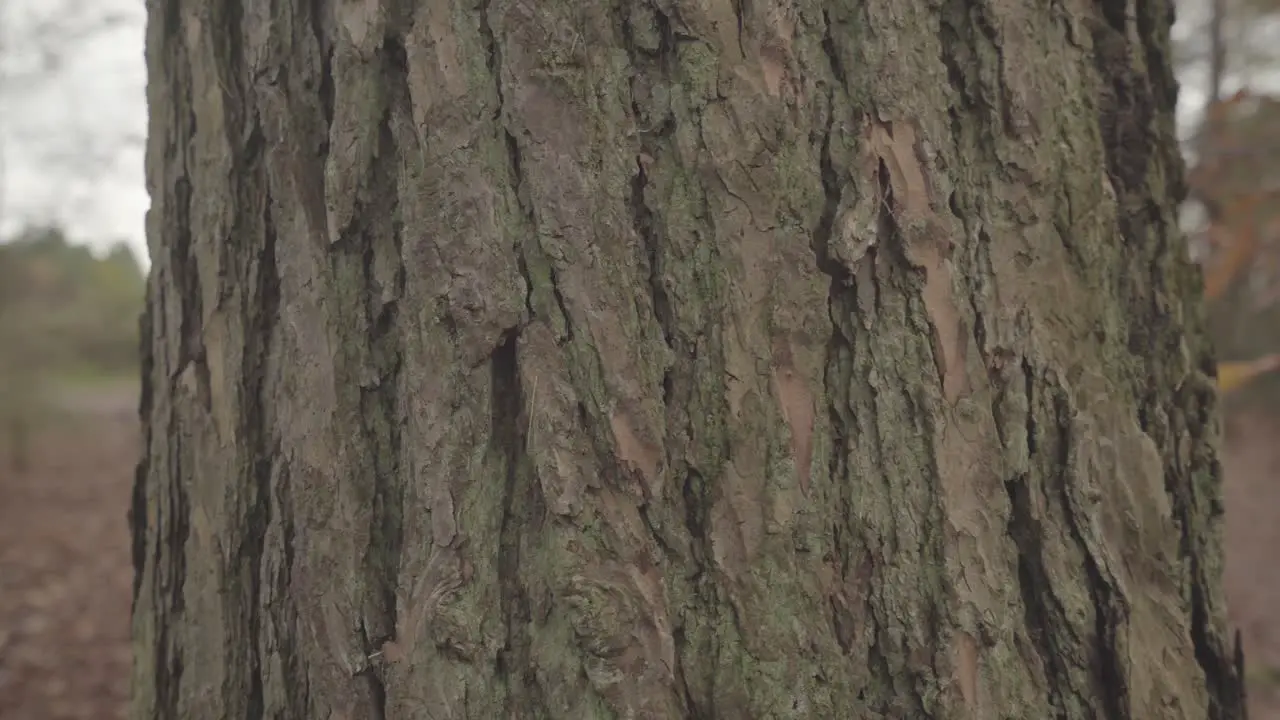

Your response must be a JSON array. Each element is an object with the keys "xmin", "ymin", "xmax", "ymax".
[
  {"xmin": 273, "ymin": 457, "xmax": 307, "ymax": 719},
  {"xmin": 158, "ymin": 427, "xmax": 189, "ymax": 719},
  {"xmin": 358, "ymin": 46, "xmax": 408, "ymax": 664},
  {"xmin": 236, "ymin": 204, "xmax": 271, "ymax": 720},
  {"xmin": 309, "ymin": 0, "xmax": 335, "ymax": 135},
  {"xmin": 492, "ymin": 329, "xmax": 543, "ymax": 715},
  {"xmin": 484, "ymin": 8, "xmax": 551, "ymax": 712},
  {"xmin": 130, "ymin": 298, "xmax": 154, "ymax": 610},
  {"xmin": 1008, "ymin": 480, "xmax": 1066, "ymax": 716},
  {"xmin": 229, "ymin": 5, "xmax": 275, "ymax": 711}
]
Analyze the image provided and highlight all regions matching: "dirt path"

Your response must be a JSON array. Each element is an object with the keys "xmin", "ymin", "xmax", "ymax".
[
  {"xmin": 0, "ymin": 387, "xmax": 137, "ymax": 720},
  {"xmin": 1224, "ymin": 409, "xmax": 1280, "ymax": 718},
  {"xmin": 2, "ymin": 386, "xmax": 1280, "ymax": 717}
]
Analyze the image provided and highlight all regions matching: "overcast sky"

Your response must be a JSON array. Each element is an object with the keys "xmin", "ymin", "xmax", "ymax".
[
  {"xmin": 0, "ymin": 0, "xmax": 147, "ymax": 262},
  {"xmin": 0, "ymin": 1, "xmax": 1274, "ymax": 270}
]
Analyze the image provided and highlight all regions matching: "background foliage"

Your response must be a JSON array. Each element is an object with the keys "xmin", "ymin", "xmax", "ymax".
[
  {"xmin": 0, "ymin": 225, "xmax": 143, "ymax": 378},
  {"xmin": 1175, "ymin": 0, "xmax": 1280, "ymax": 396},
  {"xmin": 0, "ymin": 225, "xmax": 143, "ymax": 467}
]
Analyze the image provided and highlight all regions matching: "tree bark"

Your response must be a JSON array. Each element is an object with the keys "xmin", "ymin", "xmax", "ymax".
[{"xmin": 132, "ymin": 0, "xmax": 1247, "ymax": 718}]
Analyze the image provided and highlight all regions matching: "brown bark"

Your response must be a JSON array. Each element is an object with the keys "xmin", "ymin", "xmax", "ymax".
[{"xmin": 132, "ymin": 0, "xmax": 1247, "ymax": 717}]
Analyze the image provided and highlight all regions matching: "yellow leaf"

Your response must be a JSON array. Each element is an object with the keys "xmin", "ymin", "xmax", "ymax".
[{"xmin": 1218, "ymin": 354, "xmax": 1280, "ymax": 393}]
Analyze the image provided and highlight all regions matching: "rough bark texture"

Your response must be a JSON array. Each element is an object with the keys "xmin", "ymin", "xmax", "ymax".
[{"xmin": 133, "ymin": 0, "xmax": 1247, "ymax": 717}]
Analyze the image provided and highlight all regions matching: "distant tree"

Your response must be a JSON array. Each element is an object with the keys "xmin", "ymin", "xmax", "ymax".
[
  {"xmin": 0, "ymin": 224, "xmax": 145, "ymax": 470},
  {"xmin": 0, "ymin": 243, "xmax": 40, "ymax": 472}
]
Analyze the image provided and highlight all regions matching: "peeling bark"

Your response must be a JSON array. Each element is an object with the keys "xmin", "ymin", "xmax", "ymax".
[{"xmin": 133, "ymin": 0, "xmax": 1247, "ymax": 717}]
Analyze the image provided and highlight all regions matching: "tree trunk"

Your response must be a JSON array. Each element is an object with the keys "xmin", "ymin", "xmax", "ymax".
[{"xmin": 132, "ymin": 0, "xmax": 1247, "ymax": 718}]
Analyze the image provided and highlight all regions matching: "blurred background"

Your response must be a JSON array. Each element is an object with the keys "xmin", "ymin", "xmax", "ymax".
[
  {"xmin": 2, "ymin": 1, "xmax": 144, "ymax": 719},
  {"xmin": 1, "ymin": 0, "xmax": 1279, "ymax": 718}
]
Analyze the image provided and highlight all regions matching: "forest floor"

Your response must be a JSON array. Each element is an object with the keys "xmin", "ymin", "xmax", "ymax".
[
  {"xmin": 2, "ymin": 385, "xmax": 1280, "ymax": 718},
  {"xmin": 1224, "ymin": 408, "xmax": 1280, "ymax": 717},
  {"xmin": 0, "ymin": 383, "xmax": 135, "ymax": 720}
]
